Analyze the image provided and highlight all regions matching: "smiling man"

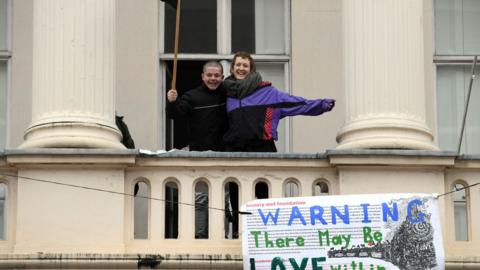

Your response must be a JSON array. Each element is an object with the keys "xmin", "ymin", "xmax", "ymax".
[{"xmin": 166, "ymin": 61, "xmax": 228, "ymax": 151}]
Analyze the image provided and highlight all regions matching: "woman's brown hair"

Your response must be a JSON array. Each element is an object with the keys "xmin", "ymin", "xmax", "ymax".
[{"xmin": 230, "ymin": 51, "xmax": 256, "ymax": 73}]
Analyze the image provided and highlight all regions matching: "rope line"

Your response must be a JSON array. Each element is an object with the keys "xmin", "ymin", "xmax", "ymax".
[
  {"xmin": 0, "ymin": 172, "xmax": 251, "ymax": 215},
  {"xmin": 1, "ymin": 173, "xmax": 478, "ymax": 209},
  {"xmin": 435, "ymin": 182, "xmax": 480, "ymax": 199}
]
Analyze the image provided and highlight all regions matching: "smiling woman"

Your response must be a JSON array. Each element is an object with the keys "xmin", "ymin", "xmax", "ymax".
[{"xmin": 222, "ymin": 52, "xmax": 335, "ymax": 152}]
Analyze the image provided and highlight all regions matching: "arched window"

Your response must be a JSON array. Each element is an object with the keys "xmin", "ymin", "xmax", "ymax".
[
  {"xmin": 224, "ymin": 181, "xmax": 239, "ymax": 239},
  {"xmin": 255, "ymin": 181, "xmax": 269, "ymax": 199},
  {"xmin": 284, "ymin": 179, "xmax": 300, "ymax": 197},
  {"xmin": 134, "ymin": 181, "xmax": 149, "ymax": 239},
  {"xmin": 165, "ymin": 181, "xmax": 179, "ymax": 239},
  {"xmin": 195, "ymin": 181, "xmax": 209, "ymax": 239},
  {"xmin": 452, "ymin": 182, "xmax": 469, "ymax": 241},
  {"xmin": 0, "ymin": 183, "xmax": 6, "ymax": 239},
  {"xmin": 313, "ymin": 181, "xmax": 329, "ymax": 196}
]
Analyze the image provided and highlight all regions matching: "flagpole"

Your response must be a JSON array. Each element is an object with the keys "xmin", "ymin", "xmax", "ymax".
[{"xmin": 172, "ymin": 0, "xmax": 181, "ymax": 90}]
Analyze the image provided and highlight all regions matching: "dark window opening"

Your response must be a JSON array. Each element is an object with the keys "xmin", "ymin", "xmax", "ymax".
[
  {"xmin": 314, "ymin": 181, "xmax": 329, "ymax": 196},
  {"xmin": 165, "ymin": 181, "xmax": 179, "ymax": 239},
  {"xmin": 164, "ymin": 0, "xmax": 217, "ymax": 53},
  {"xmin": 232, "ymin": 0, "xmax": 255, "ymax": 53},
  {"xmin": 255, "ymin": 181, "xmax": 269, "ymax": 199},
  {"xmin": 224, "ymin": 182, "xmax": 239, "ymax": 239},
  {"xmin": 165, "ymin": 60, "xmax": 205, "ymax": 150},
  {"xmin": 0, "ymin": 183, "xmax": 6, "ymax": 239},
  {"xmin": 195, "ymin": 181, "xmax": 209, "ymax": 239}
]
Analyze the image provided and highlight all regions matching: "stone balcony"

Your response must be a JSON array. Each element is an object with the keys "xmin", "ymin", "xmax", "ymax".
[{"xmin": 0, "ymin": 149, "xmax": 477, "ymax": 269}]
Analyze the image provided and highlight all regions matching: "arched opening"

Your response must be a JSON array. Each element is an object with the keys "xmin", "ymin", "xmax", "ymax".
[
  {"xmin": 0, "ymin": 183, "xmax": 6, "ymax": 239},
  {"xmin": 255, "ymin": 181, "xmax": 269, "ymax": 199},
  {"xmin": 284, "ymin": 179, "xmax": 299, "ymax": 197},
  {"xmin": 165, "ymin": 181, "xmax": 179, "ymax": 239},
  {"xmin": 313, "ymin": 181, "xmax": 329, "ymax": 196},
  {"xmin": 195, "ymin": 181, "xmax": 209, "ymax": 239},
  {"xmin": 224, "ymin": 181, "xmax": 239, "ymax": 239},
  {"xmin": 134, "ymin": 181, "xmax": 149, "ymax": 239},
  {"xmin": 452, "ymin": 182, "xmax": 469, "ymax": 241}
]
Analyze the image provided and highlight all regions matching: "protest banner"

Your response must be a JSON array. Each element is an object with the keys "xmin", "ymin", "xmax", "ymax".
[{"xmin": 241, "ymin": 194, "xmax": 444, "ymax": 270}]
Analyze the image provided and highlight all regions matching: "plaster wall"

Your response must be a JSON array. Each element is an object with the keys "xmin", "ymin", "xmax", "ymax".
[{"xmin": 14, "ymin": 168, "xmax": 126, "ymax": 253}]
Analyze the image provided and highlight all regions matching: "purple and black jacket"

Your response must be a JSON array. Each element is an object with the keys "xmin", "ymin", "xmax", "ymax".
[{"xmin": 223, "ymin": 82, "xmax": 332, "ymax": 147}]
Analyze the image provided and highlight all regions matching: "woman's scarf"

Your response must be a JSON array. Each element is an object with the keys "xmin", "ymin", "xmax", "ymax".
[{"xmin": 223, "ymin": 72, "xmax": 262, "ymax": 99}]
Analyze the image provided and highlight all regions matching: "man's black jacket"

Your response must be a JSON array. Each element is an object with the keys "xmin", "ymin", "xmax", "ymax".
[{"xmin": 166, "ymin": 84, "xmax": 228, "ymax": 151}]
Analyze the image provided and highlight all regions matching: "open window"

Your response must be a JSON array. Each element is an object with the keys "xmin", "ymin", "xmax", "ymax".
[
  {"xmin": 164, "ymin": 61, "xmax": 205, "ymax": 150},
  {"xmin": 160, "ymin": 0, "xmax": 291, "ymax": 151},
  {"xmin": 435, "ymin": 0, "xmax": 480, "ymax": 154},
  {"xmin": 194, "ymin": 180, "xmax": 209, "ymax": 239},
  {"xmin": 224, "ymin": 181, "xmax": 239, "ymax": 239},
  {"xmin": 165, "ymin": 180, "xmax": 179, "ymax": 239},
  {"xmin": 254, "ymin": 181, "xmax": 269, "ymax": 199},
  {"xmin": 313, "ymin": 180, "xmax": 330, "ymax": 196}
]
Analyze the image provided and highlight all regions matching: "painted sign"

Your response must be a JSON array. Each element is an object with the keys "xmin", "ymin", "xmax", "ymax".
[{"xmin": 241, "ymin": 194, "xmax": 444, "ymax": 270}]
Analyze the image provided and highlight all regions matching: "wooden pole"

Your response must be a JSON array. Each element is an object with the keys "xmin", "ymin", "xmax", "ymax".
[{"xmin": 172, "ymin": 0, "xmax": 182, "ymax": 90}]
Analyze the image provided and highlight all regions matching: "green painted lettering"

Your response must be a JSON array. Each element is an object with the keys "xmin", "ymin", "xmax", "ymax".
[
  {"xmin": 251, "ymin": 231, "xmax": 261, "ymax": 248},
  {"xmin": 312, "ymin": 257, "xmax": 326, "ymax": 270},
  {"xmin": 250, "ymin": 258, "xmax": 256, "ymax": 270},
  {"xmin": 265, "ymin": 232, "xmax": 274, "ymax": 248},
  {"xmin": 276, "ymin": 238, "xmax": 285, "ymax": 248},
  {"xmin": 373, "ymin": 231, "xmax": 383, "ymax": 242},
  {"xmin": 296, "ymin": 237, "xmax": 305, "ymax": 246},
  {"xmin": 318, "ymin": 230, "xmax": 330, "ymax": 246},
  {"xmin": 363, "ymin": 227, "xmax": 373, "ymax": 243},
  {"xmin": 332, "ymin": 235, "xmax": 342, "ymax": 245},
  {"xmin": 271, "ymin": 257, "xmax": 286, "ymax": 270},
  {"xmin": 289, "ymin": 258, "xmax": 308, "ymax": 270},
  {"xmin": 285, "ymin": 237, "xmax": 295, "ymax": 247}
]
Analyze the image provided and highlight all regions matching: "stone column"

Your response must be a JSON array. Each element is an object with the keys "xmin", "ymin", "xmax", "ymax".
[
  {"xmin": 20, "ymin": 0, "xmax": 124, "ymax": 149},
  {"xmin": 336, "ymin": 0, "xmax": 438, "ymax": 150}
]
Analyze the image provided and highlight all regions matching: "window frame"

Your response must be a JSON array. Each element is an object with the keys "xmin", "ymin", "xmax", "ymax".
[
  {"xmin": 164, "ymin": 178, "xmax": 180, "ymax": 239},
  {"xmin": 433, "ymin": 0, "xmax": 480, "ymax": 154},
  {"xmin": 193, "ymin": 178, "xmax": 210, "ymax": 239},
  {"xmin": 253, "ymin": 178, "xmax": 270, "ymax": 199},
  {"xmin": 313, "ymin": 179, "xmax": 330, "ymax": 196},
  {"xmin": 450, "ymin": 180, "xmax": 471, "ymax": 241},
  {"xmin": 223, "ymin": 178, "xmax": 240, "ymax": 240},
  {"xmin": 132, "ymin": 179, "xmax": 151, "ymax": 240},
  {"xmin": 283, "ymin": 178, "xmax": 300, "ymax": 197},
  {"xmin": 158, "ymin": 0, "xmax": 292, "ymax": 151},
  {"xmin": 0, "ymin": 182, "xmax": 7, "ymax": 240},
  {"xmin": 0, "ymin": 0, "xmax": 10, "ymax": 54},
  {"xmin": 0, "ymin": 0, "xmax": 11, "ymax": 149}
]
